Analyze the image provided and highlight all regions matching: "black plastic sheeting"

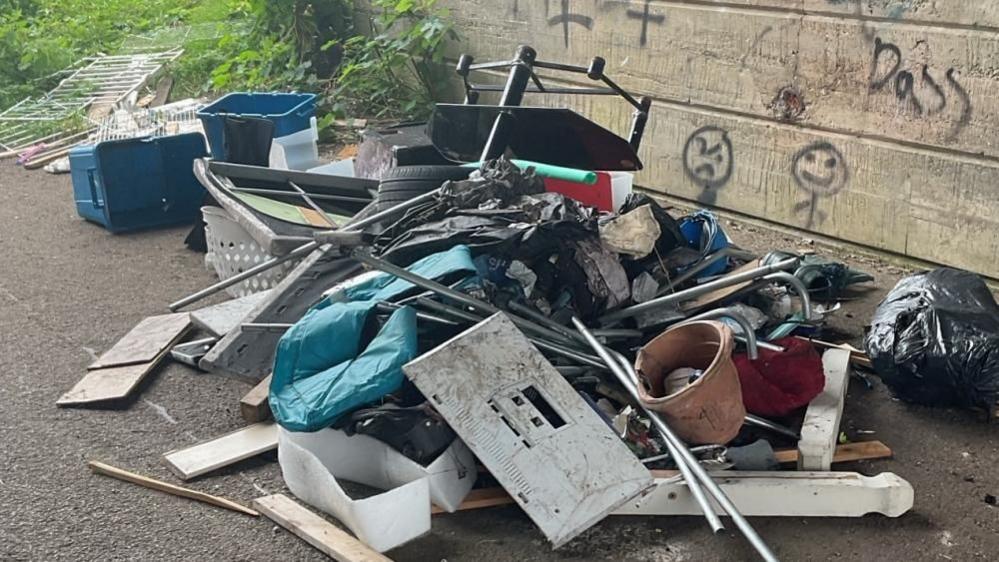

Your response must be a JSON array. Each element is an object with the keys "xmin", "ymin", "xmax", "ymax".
[{"xmin": 865, "ymin": 268, "xmax": 999, "ymax": 412}]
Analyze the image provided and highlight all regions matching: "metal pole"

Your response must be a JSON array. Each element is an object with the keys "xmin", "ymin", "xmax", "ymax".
[
  {"xmin": 602, "ymin": 347, "xmax": 780, "ymax": 562},
  {"xmin": 170, "ymin": 169, "xmax": 445, "ymax": 311},
  {"xmin": 600, "ymin": 257, "xmax": 799, "ymax": 324},
  {"xmin": 674, "ymin": 308, "xmax": 761, "ymax": 360},
  {"xmin": 287, "ymin": 181, "xmax": 337, "ymax": 228},
  {"xmin": 570, "ymin": 318, "xmax": 726, "ymax": 536},
  {"xmin": 761, "ymin": 272, "xmax": 814, "ymax": 321},
  {"xmin": 415, "ymin": 298, "xmax": 607, "ymax": 369},
  {"xmin": 353, "ymin": 251, "xmax": 582, "ymax": 349},
  {"xmin": 169, "ymin": 240, "xmax": 320, "ymax": 311},
  {"xmin": 744, "ymin": 414, "xmax": 799, "ymax": 440},
  {"xmin": 480, "ymin": 45, "xmax": 537, "ymax": 161}
]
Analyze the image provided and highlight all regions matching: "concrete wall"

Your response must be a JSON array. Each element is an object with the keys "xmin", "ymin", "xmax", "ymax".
[{"xmin": 436, "ymin": 0, "xmax": 999, "ymax": 278}]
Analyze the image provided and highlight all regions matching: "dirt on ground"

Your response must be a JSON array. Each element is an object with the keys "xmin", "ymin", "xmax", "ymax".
[{"xmin": 1, "ymin": 159, "xmax": 997, "ymax": 561}]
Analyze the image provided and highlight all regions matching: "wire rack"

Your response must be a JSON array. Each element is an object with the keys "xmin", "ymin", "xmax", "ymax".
[{"xmin": 0, "ymin": 49, "xmax": 182, "ymax": 153}]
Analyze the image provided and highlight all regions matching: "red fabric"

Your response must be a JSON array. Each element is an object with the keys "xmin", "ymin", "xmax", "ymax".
[{"xmin": 732, "ymin": 337, "xmax": 826, "ymax": 417}]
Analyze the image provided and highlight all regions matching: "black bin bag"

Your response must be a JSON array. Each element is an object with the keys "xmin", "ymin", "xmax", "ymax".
[{"xmin": 865, "ymin": 268, "xmax": 999, "ymax": 413}]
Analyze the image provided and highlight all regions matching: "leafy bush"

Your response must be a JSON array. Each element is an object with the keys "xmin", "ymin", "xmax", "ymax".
[{"xmin": 1, "ymin": 0, "xmax": 458, "ymax": 129}]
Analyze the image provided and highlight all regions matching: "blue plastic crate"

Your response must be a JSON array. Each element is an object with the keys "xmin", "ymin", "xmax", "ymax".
[
  {"xmin": 196, "ymin": 92, "xmax": 317, "ymax": 159},
  {"xmin": 69, "ymin": 133, "xmax": 208, "ymax": 233}
]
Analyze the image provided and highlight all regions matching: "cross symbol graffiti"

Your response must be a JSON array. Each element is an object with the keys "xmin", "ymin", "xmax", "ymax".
[
  {"xmin": 626, "ymin": 0, "xmax": 666, "ymax": 47},
  {"xmin": 547, "ymin": 0, "xmax": 594, "ymax": 48}
]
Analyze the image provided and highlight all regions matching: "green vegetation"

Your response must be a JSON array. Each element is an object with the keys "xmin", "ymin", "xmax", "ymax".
[{"xmin": 1, "ymin": 0, "xmax": 457, "ymax": 129}]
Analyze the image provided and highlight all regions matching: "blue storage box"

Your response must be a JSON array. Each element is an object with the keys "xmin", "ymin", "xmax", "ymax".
[
  {"xmin": 69, "ymin": 133, "xmax": 208, "ymax": 233},
  {"xmin": 196, "ymin": 92, "xmax": 317, "ymax": 159}
]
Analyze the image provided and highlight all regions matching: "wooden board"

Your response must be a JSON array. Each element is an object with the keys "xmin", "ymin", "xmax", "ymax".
[
  {"xmin": 240, "ymin": 374, "xmax": 272, "ymax": 423},
  {"xmin": 433, "ymin": 0, "xmax": 999, "ymax": 278},
  {"xmin": 163, "ymin": 422, "xmax": 278, "ymax": 481},
  {"xmin": 799, "ymin": 349, "xmax": 852, "ymax": 470},
  {"xmin": 89, "ymin": 313, "xmax": 192, "ymax": 369},
  {"xmin": 58, "ymin": 317, "xmax": 190, "ymax": 406},
  {"xmin": 253, "ymin": 494, "xmax": 391, "ymax": 562},
  {"xmin": 58, "ymin": 362, "xmax": 163, "ymax": 406}
]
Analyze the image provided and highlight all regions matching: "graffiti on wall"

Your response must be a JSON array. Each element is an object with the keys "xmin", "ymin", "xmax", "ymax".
[
  {"xmin": 868, "ymin": 37, "xmax": 971, "ymax": 138},
  {"xmin": 682, "ymin": 126, "xmax": 734, "ymax": 206},
  {"xmin": 791, "ymin": 142, "xmax": 849, "ymax": 229}
]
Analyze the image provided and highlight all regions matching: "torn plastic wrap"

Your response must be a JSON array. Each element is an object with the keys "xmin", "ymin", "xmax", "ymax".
[{"xmin": 865, "ymin": 268, "xmax": 999, "ymax": 412}]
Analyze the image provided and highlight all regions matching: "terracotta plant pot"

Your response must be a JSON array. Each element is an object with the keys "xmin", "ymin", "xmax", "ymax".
[{"xmin": 634, "ymin": 321, "xmax": 746, "ymax": 445}]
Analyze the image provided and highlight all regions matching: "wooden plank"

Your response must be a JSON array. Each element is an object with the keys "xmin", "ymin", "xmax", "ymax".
[
  {"xmin": 58, "ymin": 363, "xmax": 161, "ymax": 406},
  {"xmin": 441, "ymin": 441, "xmax": 893, "ymax": 513},
  {"xmin": 799, "ymin": 349, "xmax": 852, "ymax": 470},
  {"xmin": 253, "ymin": 494, "xmax": 392, "ymax": 562},
  {"xmin": 57, "ymin": 318, "xmax": 189, "ymax": 406},
  {"xmin": 88, "ymin": 460, "xmax": 258, "ymax": 517},
  {"xmin": 163, "ymin": 422, "xmax": 278, "ymax": 481},
  {"xmin": 774, "ymin": 440, "xmax": 891, "ymax": 465},
  {"xmin": 796, "ymin": 337, "xmax": 874, "ymax": 369},
  {"xmin": 441, "ymin": 0, "xmax": 999, "ymax": 158},
  {"xmin": 240, "ymin": 374, "xmax": 272, "ymax": 423},
  {"xmin": 89, "ymin": 313, "xmax": 191, "ymax": 369}
]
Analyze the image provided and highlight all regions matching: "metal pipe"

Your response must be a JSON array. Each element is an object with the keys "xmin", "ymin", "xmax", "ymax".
[
  {"xmin": 761, "ymin": 272, "xmax": 814, "ymax": 321},
  {"xmin": 604, "ymin": 347, "xmax": 779, "ymax": 562},
  {"xmin": 600, "ymin": 257, "xmax": 799, "ymax": 324},
  {"xmin": 229, "ymin": 185, "xmax": 372, "ymax": 205},
  {"xmin": 744, "ymin": 414, "xmax": 800, "ymax": 440},
  {"xmin": 506, "ymin": 301, "xmax": 580, "ymax": 344},
  {"xmin": 570, "ymin": 318, "xmax": 726, "ymax": 536},
  {"xmin": 288, "ymin": 181, "xmax": 336, "ymax": 227},
  {"xmin": 353, "ymin": 251, "xmax": 582, "ymax": 348},
  {"xmin": 675, "ymin": 308, "xmax": 760, "ymax": 360},
  {"xmin": 374, "ymin": 302, "xmax": 459, "ymax": 326},
  {"xmin": 170, "ymin": 165, "xmax": 446, "ymax": 311},
  {"xmin": 739, "ymin": 336, "xmax": 784, "ymax": 353},
  {"xmin": 590, "ymin": 328, "xmax": 644, "ymax": 339},
  {"xmin": 416, "ymin": 298, "xmax": 607, "ymax": 369},
  {"xmin": 658, "ymin": 250, "xmax": 733, "ymax": 296},
  {"xmin": 169, "ymin": 240, "xmax": 320, "ymax": 311},
  {"xmin": 241, "ymin": 323, "xmax": 293, "ymax": 333}
]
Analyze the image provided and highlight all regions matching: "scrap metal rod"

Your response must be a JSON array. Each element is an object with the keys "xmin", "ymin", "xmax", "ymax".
[
  {"xmin": 600, "ymin": 257, "xmax": 800, "ymax": 324},
  {"xmin": 414, "ymin": 298, "xmax": 607, "ymax": 369},
  {"xmin": 353, "ymin": 251, "xmax": 583, "ymax": 349},
  {"xmin": 570, "ymin": 318, "xmax": 725, "ymax": 535},
  {"xmin": 572, "ymin": 318, "xmax": 780, "ymax": 562},
  {"xmin": 169, "ymin": 187, "xmax": 443, "ymax": 311}
]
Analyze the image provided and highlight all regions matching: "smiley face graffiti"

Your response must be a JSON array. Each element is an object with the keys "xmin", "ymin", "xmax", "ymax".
[
  {"xmin": 791, "ymin": 142, "xmax": 849, "ymax": 229},
  {"xmin": 683, "ymin": 126, "xmax": 734, "ymax": 205}
]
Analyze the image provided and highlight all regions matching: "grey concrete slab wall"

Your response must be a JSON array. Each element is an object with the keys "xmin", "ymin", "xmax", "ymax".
[{"xmin": 432, "ymin": 0, "xmax": 999, "ymax": 278}]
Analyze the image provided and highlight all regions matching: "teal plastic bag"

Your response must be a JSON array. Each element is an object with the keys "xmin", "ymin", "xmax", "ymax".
[
  {"xmin": 269, "ymin": 245, "xmax": 477, "ymax": 432},
  {"xmin": 270, "ymin": 306, "xmax": 417, "ymax": 432}
]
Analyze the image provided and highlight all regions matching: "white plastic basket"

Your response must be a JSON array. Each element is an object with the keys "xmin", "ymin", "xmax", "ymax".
[{"xmin": 202, "ymin": 206, "xmax": 301, "ymax": 297}]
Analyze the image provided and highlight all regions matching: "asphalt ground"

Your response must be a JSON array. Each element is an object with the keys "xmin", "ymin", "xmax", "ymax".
[{"xmin": 1, "ymin": 159, "xmax": 997, "ymax": 561}]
